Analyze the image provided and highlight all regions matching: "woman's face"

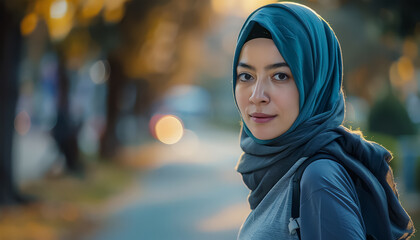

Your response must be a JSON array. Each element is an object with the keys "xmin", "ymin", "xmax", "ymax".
[{"xmin": 235, "ymin": 38, "xmax": 300, "ymax": 140}]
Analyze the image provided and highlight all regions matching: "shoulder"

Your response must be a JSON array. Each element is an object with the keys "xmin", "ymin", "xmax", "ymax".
[
  {"xmin": 300, "ymin": 159, "xmax": 356, "ymax": 198},
  {"xmin": 299, "ymin": 159, "xmax": 366, "ymax": 239}
]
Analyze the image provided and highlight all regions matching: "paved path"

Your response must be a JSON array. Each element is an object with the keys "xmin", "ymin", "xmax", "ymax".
[{"xmin": 86, "ymin": 125, "xmax": 251, "ymax": 240}]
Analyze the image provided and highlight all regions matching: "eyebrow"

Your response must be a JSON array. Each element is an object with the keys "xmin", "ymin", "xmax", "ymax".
[{"xmin": 237, "ymin": 62, "xmax": 289, "ymax": 71}]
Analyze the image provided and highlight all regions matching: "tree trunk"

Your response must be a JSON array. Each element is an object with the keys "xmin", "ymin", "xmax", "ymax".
[
  {"xmin": 99, "ymin": 54, "xmax": 125, "ymax": 159},
  {"xmin": 0, "ymin": 3, "xmax": 25, "ymax": 205},
  {"xmin": 51, "ymin": 54, "xmax": 84, "ymax": 175}
]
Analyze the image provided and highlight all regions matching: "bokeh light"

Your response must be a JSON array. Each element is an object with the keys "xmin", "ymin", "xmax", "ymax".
[
  {"xmin": 152, "ymin": 115, "xmax": 184, "ymax": 145},
  {"xmin": 89, "ymin": 60, "xmax": 109, "ymax": 84},
  {"xmin": 397, "ymin": 56, "xmax": 415, "ymax": 82},
  {"xmin": 390, "ymin": 56, "xmax": 415, "ymax": 87},
  {"xmin": 5, "ymin": 0, "xmax": 420, "ymax": 238},
  {"xmin": 46, "ymin": 0, "xmax": 74, "ymax": 40},
  {"xmin": 50, "ymin": 0, "xmax": 68, "ymax": 19},
  {"xmin": 20, "ymin": 13, "xmax": 38, "ymax": 36}
]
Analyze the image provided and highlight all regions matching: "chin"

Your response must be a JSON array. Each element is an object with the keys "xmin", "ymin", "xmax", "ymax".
[
  {"xmin": 251, "ymin": 127, "xmax": 286, "ymax": 140},
  {"xmin": 253, "ymin": 131, "xmax": 279, "ymax": 141}
]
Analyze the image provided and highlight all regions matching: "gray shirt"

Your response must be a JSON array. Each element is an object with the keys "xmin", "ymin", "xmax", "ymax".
[{"xmin": 237, "ymin": 158, "xmax": 366, "ymax": 239}]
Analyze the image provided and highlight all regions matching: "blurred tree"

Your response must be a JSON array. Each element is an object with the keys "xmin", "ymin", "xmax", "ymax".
[
  {"xmin": 51, "ymin": 52, "xmax": 84, "ymax": 175},
  {"xmin": 368, "ymin": 91, "xmax": 417, "ymax": 136},
  {"xmin": 335, "ymin": 0, "xmax": 420, "ymax": 103},
  {"xmin": 3, "ymin": 0, "xmax": 213, "ymax": 184},
  {"xmin": 343, "ymin": 0, "xmax": 420, "ymax": 37},
  {"xmin": 100, "ymin": 53, "xmax": 124, "ymax": 158},
  {"xmin": 398, "ymin": 0, "xmax": 420, "ymax": 37},
  {"xmin": 96, "ymin": 0, "xmax": 212, "ymax": 158},
  {"xmin": 0, "ymin": 1, "xmax": 31, "ymax": 205}
]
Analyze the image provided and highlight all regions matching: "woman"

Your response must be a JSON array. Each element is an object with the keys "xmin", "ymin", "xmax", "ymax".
[{"xmin": 233, "ymin": 2, "xmax": 415, "ymax": 240}]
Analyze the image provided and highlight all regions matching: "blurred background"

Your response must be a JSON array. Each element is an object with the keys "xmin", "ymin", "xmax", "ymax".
[{"xmin": 0, "ymin": 0, "xmax": 420, "ymax": 239}]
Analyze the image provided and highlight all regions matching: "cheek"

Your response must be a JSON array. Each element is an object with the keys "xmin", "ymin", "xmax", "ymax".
[
  {"xmin": 274, "ymin": 86, "xmax": 300, "ymax": 114},
  {"xmin": 287, "ymin": 88, "xmax": 300, "ymax": 116},
  {"xmin": 235, "ymin": 88, "xmax": 247, "ymax": 113},
  {"xmin": 292, "ymin": 87, "xmax": 300, "ymax": 110}
]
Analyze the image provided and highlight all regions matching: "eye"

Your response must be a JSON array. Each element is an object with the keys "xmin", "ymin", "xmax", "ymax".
[
  {"xmin": 273, "ymin": 73, "xmax": 289, "ymax": 81},
  {"xmin": 238, "ymin": 73, "xmax": 254, "ymax": 82}
]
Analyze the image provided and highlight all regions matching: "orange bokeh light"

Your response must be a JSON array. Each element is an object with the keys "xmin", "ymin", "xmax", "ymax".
[
  {"xmin": 150, "ymin": 114, "xmax": 184, "ymax": 144},
  {"xmin": 20, "ymin": 13, "xmax": 38, "ymax": 36}
]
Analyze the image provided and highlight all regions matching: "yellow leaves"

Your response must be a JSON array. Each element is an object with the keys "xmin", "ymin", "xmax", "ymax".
[
  {"xmin": 0, "ymin": 223, "xmax": 55, "ymax": 240},
  {"xmin": 390, "ymin": 38, "xmax": 418, "ymax": 89},
  {"xmin": 46, "ymin": 0, "xmax": 75, "ymax": 41},
  {"xmin": 103, "ymin": 0, "xmax": 128, "ymax": 23},
  {"xmin": 125, "ymin": 13, "xmax": 180, "ymax": 78},
  {"xmin": 81, "ymin": 0, "xmax": 103, "ymax": 20},
  {"xmin": 20, "ymin": 13, "xmax": 39, "ymax": 36},
  {"xmin": 22, "ymin": 0, "xmax": 75, "ymax": 40},
  {"xmin": 0, "ymin": 204, "xmax": 70, "ymax": 240},
  {"xmin": 103, "ymin": 4, "xmax": 125, "ymax": 23},
  {"xmin": 21, "ymin": 0, "xmax": 130, "ymax": 39},
  {"xmin": 397, "ymin": 57, "xmax": 415, "ymax": 82},
  {"xmin": 390, "ymin": 56, "xmax": 415, "ymax": 87},
  {"xmin": 78, "ymin": 0, "xmax": 129, "ymax": 23},
  {"xmin": 211, "ymin": 0, "xmax": 278, "ymax": 17}
]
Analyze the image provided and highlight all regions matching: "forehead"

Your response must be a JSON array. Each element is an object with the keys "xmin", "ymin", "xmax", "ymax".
[{"xmin": 238, "ymin": 38, "xmax": 285, "ymax": 65}]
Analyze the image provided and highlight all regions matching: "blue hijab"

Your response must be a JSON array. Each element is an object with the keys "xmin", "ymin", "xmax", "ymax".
[{"xmin": 233, "ymin": 2, "xmax": 414, "ymax": 239}]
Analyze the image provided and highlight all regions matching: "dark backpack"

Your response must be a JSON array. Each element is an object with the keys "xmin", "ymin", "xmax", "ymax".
[{"xmin": 288, "ymin": 153, "xmax": 377, "ymax": 240}]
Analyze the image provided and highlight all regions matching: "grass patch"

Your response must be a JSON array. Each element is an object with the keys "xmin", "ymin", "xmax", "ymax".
[
  {"xmin": 24, "ymin": 161, "xmax": 133, "ymax": 204},
  {"xmin": 0, "ymin": 160, "xmax": 136, "ymax": 240}
]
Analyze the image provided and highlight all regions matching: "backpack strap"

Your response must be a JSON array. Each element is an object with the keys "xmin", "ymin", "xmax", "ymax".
[
  {"xmin": 289, "ymin": 153, "xmax": 338, "ymax": 239},
  {"xmin": 289, "ymin": 153, "xmax": 378, "ymax": 240}
]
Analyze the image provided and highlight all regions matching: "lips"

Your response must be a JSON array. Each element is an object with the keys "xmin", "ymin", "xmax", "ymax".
[{"xmin": 249, "ymin": 112, "xmax": 277, "ymax": 123}]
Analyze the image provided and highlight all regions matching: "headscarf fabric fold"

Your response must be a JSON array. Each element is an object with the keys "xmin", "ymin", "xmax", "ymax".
[{"xmin": 233, "ymin": 2, "xmax": 414, "ymax": 239}]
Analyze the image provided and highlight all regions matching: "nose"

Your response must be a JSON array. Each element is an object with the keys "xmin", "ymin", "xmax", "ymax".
[{"xmin": 249, "ymin": 79, "xmax": 269, "ymax": 104}]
